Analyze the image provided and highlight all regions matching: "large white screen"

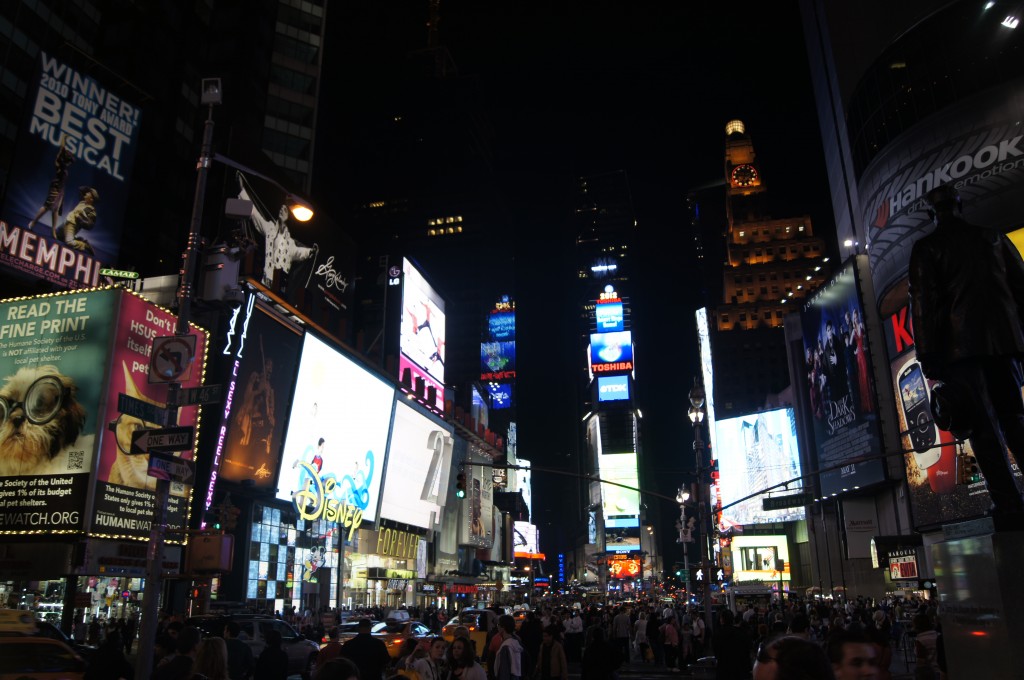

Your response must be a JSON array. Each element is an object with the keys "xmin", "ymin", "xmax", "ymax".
[
  {"xmin": 379, "ymin": 401, "xmax": 453, "ymax": 529},
  {"xmin": 277, "ymin": 334, "xmax": 395, "ymax": 523},
  {"xmin": 598, "ymin": 452, "xmax": 640, "ymax": 521},
  {"xmin": 714, "ymin": 407, "xmax": 805, "ymax": 526}
]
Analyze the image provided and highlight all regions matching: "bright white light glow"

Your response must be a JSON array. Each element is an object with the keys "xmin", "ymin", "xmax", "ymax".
[{"xmin": 1003, "ymin": 15, "xmax": 1019, "ymax": 28}]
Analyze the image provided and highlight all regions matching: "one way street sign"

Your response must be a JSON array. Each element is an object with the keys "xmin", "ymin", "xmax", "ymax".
[
  {"xmin": 147, "ymin": 452, "xmax": 196, "ymax": 484},
  {"xmin": 130, "ymin": 426, "xmax": 194, "ymax": 454}
]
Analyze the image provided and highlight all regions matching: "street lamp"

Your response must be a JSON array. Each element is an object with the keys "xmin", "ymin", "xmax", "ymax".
[
  {"xmin": 688, "ymin": 378, "xmax": 714, "ymax": 634},
  {"xmin": 134, "ymin": 78, "xmax": 315, "ymax": 679}
]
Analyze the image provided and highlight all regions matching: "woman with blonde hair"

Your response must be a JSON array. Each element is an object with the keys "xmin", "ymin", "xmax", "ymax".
[{"xmin": 192, "ymin": 636, "xmax": 230, "ymax": 680}]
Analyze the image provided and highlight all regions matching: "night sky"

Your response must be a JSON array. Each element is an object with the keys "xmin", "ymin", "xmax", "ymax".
[{"xmin": 325, "ymin": 1, "xmax": 835, "ymax": 565}]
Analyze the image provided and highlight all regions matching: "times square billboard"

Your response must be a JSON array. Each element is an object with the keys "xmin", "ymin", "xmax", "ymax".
[
  {"xmin": 278, "ymin": 333, "xmax": 395, "ymax": 533},
  {"xmin": 398, "ymin": 258, "xmax": 446, "ymax": 410},
  {"xmin": 714, "ymin": 408, "xmax": 804, "ymax": 526},
  {"xmin": 799, "ymin": 261, "xmax": 886, "ymax": 496},
  {"xmin": 1, "ymin": 52, "xmax": 141, "ymax": 289},
  {"xmin": 0, "ymin": 288, "xmax": 206, "ymax": 540}
]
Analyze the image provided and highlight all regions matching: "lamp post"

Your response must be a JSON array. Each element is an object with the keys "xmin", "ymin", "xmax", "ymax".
[
  {"xmin": 688, "ymin": 379, "xmax": 714, "ymax": 634},
  {"xmin": 134, "ymin": 79, "xmax": 315, "ymax": 679}
]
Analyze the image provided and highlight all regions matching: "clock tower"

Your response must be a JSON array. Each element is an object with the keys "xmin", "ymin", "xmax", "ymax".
[{"xmin": 709, "ymin": 119, "xmax": 831, "ymax": 416}]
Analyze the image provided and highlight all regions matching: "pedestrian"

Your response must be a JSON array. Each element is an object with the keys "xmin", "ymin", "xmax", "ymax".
[
  {"xmin": 224, "ymin": 621, "xmax": 255, "ymax": 680},
  {"xmin": 493, "ymin": 615, "xmax": 525, "ymax": 680},
  {"xmin": 84, "ymin": 629, "xmax": 133, "ymax": 680},
  {"xmin": 412, "ymin": 637, "xmax": 447, "ymax": 680},
  {"xmin": 192, "ymin": 637, "xmax": 231, "ymax": 680},
  {"xmin": 713, "ymin": 609, "xmax": 754, "ymax": 680},
  {"xmin": 753, "ymin": 636, "xmax": 834, "ymax": 680},
  {"xmin": 660, "ymin": 616, "xmax": 680, "ymax": 670},
  {"xmin": 633, "ymin": 611, "xmax": 650, "ymax": 663},
  {"xmin": 826, "ymin": 629, "xmax": 879, "ymax": 680},
  {"xmin": 610, "ymin": 606, "xmax": 631, "ymax": 663},
  {"xmin": 253, "ymin": 629, "xmax": 289, "ymax": 680},
  {"xmin": 911, "ymin": 614, "xmax": 939, "ymax": 680},
  {"xmin": 154, "ymin": 625, "xmax": 202, "ymax": 680},
  {"xmin": 448, "ymin": 636, "xmax": 486, "ymax": 680},
  {"xmin": 533, "ymin": 625, "xmax": 568, "ymax": 680},
  {"xmin": 341, "ymin": 618, "xmax": 392, "ymax": 680},
  {"xmin": 580, "ymin": 627, "xmax": 620, "ymax": 680},
  {"xmin": 319, "ymin": 627, "xmax": 345, "ymax": 667},
  {"xmin": 562, "ymin": 610, "xmax": 584, "ymax": 662},
  {"xmin": 315, "ymin": 658, "xmax": 361, "ymax": 680}
]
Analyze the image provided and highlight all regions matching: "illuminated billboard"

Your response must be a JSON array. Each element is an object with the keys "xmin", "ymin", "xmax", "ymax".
[
  {"xmin": 714, "ymin": 408, "xmax": 804, "ymax": 526},
  {"xmin": 487, "ymin": 383, "xmax": 512, "ymax": 410},
  {"xmin": 488, "ymin": 310, "xmax": 515, "ymax": 341},
  {"xmin": 597, "ymin": 375, "xmax": 630, "ymax": 402},
  {"xmin": 217, "ymin": 296, "xmax": 302, "ymax": 488},
  {"xmin": 730, "ymin": 535, "xmax": 791, "ymax": 582},
  {"xmin": 590, "ymin": 331, "xmax": 633, "ymax": 374},
  {"xmin": 459, "ymin": 450, "xmax": 494, "ymax": 548},
  {"xmin": 278, "ymin": 333, "xmax": 394, "ymax": 526},
  {"xmin": 595, "ymin": 301, "xmax": 624, "ymax": 332},
  {"xmin": 1, "ymin": 52, "xmax": 141, "ymax": 289},
  {"xmin": 400, "ymin": 258, "xmax": 445, "ymax": 409},
  {"xmin": 608, "ymin": 555, "xmax": 640, "ymax": 579},
  {"xmin": 696, "ymin": 308, "xmax": 718, "ymax": 454},
  {"xmin": 883, "ymin": 302, "xmax": 1009, "ymax": 527},
  {"xmin": 513, "ymin": 521, "xmax": 540, "ymax": 556},
  {"xmin": 0, "ymin": 289, "xmax": 117, "ymax": 534},
  {"xmin": 480, "ymin": 341, "xmax": 516, "ymax": 381},
  {"xmin": 379, "ymin": 401, "xmax": 453, "ymax": 529},
  {"xmin": 93, "ymin": 290, "xmax": 207, "ymax": 540},
  {"xmin": 800, "ymin": 261, "xmax": 886, "ymax": 496},
  {"xmin": 598, "ymin": 451, "xmax": 640, "ymax": 525},
  {"xmin": 605, "ymin": 525, "xmax": 641, "ymax": 554}
]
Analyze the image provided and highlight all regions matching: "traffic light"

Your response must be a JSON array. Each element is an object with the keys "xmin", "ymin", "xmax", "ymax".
[
  {"xmin": 708, "ymin": 458, "xmax": 720, "ymax": 481},
  {"xmin": 456, "ymin": 469, "xmax": 467, "ymax": 498},
  {"xmin": 958, "ymin": 453, "xmax": 981, "ymax": 485}
]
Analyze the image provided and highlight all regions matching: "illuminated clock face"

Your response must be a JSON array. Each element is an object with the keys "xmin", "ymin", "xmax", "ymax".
[{"xmin": 731, "ymin": 164, "xmax": 759, "ymax": 187}]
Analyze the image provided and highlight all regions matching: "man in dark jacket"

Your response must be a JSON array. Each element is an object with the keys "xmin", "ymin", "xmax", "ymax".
[
  {"xmin": 712, "ymin": 609, "xmax": 753, "ymax": 680},
  {"xmin": 340, "ymin": 617, "xmax": 390, "ymax": 680},
  {"xmin": 909, "ymin": 183, "xmax": 1024, "ymax": 521}
]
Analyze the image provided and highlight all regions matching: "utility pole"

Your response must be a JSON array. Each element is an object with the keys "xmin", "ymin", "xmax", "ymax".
[{"xmin": 688, "ymin": 379, "xmax": 714, "ymax": 634}]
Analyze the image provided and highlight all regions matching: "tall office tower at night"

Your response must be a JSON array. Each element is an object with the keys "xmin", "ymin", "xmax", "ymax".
[
  {"xmin": 0, "ymin": 0, "xmax": 328, "ymax": 286},
  {"xmin": 710, "ymin": 120, "xmax": 830, "ymax": 417},
  {"xmin": 571, "ymin": 170, "xmax": 658, "ymax": 592}
]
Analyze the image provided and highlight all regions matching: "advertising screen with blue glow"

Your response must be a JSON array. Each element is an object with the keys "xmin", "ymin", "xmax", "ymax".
[
  {"xmin": 714, "ymin": 407, "xmax": 804, "ymax": 526},
  {"xmin": 488, "ymin": 311, "xmax": 515, "ymax": 341},
  {"xmin": 481, "ymin": 341, "xmax": 516, "ymax": 379},
  {"xmin": 595, "ymin": 301, "xmax": 624, "ymax": 332},
  {"xmin": 278, "ymin": 333, "xmax": 395, "ymax": 523},
  {"xmin": 487, "ymin": 383, "xmax": 513, "ymax": 410},
  {"xmin": 590, "ymin": 331, "xmax": 633, "ymax": 368},
  {"xmin": 597, "ymin": 376, "xmax": 630, "ymax": 402}
]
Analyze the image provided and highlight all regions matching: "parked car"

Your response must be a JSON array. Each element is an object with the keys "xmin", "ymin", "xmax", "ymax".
[
  {"xmin": 188, "ymin": 614, "xmax": 320, "ymax": 679},
  {"xmin": 0, "ymin": 610, "xmax": 95, "ymax": 664},
  {"xmin": 0, "ymin": 636, "xmax": 86, "ymax": 680}
]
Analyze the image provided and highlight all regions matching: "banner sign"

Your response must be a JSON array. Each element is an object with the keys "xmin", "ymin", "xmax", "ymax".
[
  {"xmin": 1, "ymin": 52, "xmax": 141, "ymax": 289},
  {"xmin": 800, "ymin": 261, "xmax": 886, "ymax": 496},
  {"xmin": 0, "ymin": 289, "xmax": 117, "ymax": 534}
]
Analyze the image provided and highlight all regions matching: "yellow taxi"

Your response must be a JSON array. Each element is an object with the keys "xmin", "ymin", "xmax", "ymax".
[
  {"xmin": 0, "ymin": 635, "xmax": 86, "ymax": 679},
  {"xmin": 372, "ymin": 620, "xmax": 434, "ymax": 658},
  {"xmin": 441, "ymin": 609, "xmax": 499, "ymax": 657}
]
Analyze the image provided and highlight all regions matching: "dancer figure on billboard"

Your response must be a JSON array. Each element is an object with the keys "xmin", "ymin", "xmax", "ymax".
[
  {"xmin": 54, "ymin": 186, "xmax": 99, "ymax": 253},
  {"xmin": 237, "ymin": 175, "xmax": 315, "ymax": 288},
  {"xmin": 27, "ymin": 136, "xmax": 74, "ymax": 232},
  {"xmin": 909, "ymin": 183, "xmax": 1024, "ymax": 522},
  {"xmin": 238, "ymin": 337, "xmax": 275, "ymax": 454}
]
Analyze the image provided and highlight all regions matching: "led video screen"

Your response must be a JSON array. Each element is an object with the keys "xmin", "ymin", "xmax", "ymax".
[
  {"xmin": 400, "ymin": 258, "xmax": 445, "ymax": 408},
  {"xmin": 379, "ymin": 401, "xmax": 453, "ymax": 529},
  {"xmin": 714, "ymin": 408, "xmax": 804, "ymax": 526},
  {"xmin": 590, "ymin": 331, "xmax": 633, "ymax": 369},
  {"xmin": 595, "ymin": 301, "xmax": 624, "ymax": 332},
  {"xmin": 488, "ymin": 311, "xmax": 515, "ymax": 341},
  {"xmin": 513, "ymin": 521, "xmax": 540, "ymax": 555},
  {"xmin": 598, "ymin": 452, "xmax": 640, "ymax": 522},
  {"xmin": 487, "ymin": 383, "xmax": 512, "ymax": 410},
  {"xmin": 730, "ymin": 535, "xmax": 791, "ymax": 582},
  {"xmin": 278, "ymin": 334, "xmax": 395, "ymax": 524},
  {"xmin": 597, "ymin": 375, "xmax": 630, "ymax": 402}
]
